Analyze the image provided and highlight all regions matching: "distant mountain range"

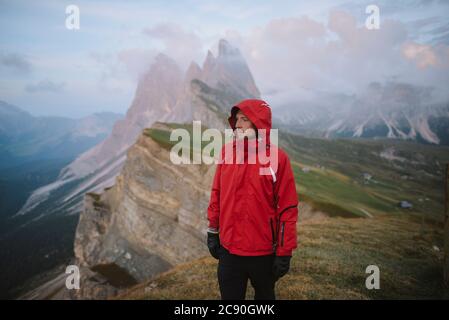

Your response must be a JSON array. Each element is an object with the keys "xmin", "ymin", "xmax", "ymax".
[
  {"xmin": 0, "ymin": 101, "xmax": 123, "ymax": 169},
  {"xmin": 0, "ymin": 101, "xmax": 122, "ymax": 298},
  {"xmin": 272, "ymin": 83, "xmax": 449, "ymax": 145}
]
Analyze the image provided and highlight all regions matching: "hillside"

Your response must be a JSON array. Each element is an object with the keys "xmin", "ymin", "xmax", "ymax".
[
  {"xmin": 117, "ymin": 213, "xmax": 445, "ymax": 299},
  {"xmin": 145, "ymin": 122, "xmax": 449, "ymax": 222},
  {"xmin": 282, "ymin": 133, "xmax": 449, "ymax": 220}
]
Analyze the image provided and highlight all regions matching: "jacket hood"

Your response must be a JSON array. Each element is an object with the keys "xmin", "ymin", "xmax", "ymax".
[{"xmin": 228, "ymin": 99, "xmax": 272, "ymax": 146}]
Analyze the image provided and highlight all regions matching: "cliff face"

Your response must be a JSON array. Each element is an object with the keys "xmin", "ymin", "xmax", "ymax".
[{"xmin": 73, "ymin": 123, "xmax": 217, "ymax": 298}]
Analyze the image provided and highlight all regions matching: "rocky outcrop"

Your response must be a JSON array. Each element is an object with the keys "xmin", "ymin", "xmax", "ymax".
[{"xmin": 73, "ymin": 123, "xmax": 218, "ymax": 298}]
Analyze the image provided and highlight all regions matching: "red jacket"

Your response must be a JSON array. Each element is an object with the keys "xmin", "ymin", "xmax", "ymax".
[{"xmin": 207, "ymin": 99, "xmax": 299, "ymax": 256}]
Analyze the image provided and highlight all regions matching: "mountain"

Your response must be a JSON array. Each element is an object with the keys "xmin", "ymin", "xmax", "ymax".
[
  {"xmin": 0, "ymin": 102, "xmax": 122, "ymax": 298},
  {"xmin": 0, "ymin": 101, "xmax": 123, "ymax": 219},
  {"xmin": 201, "ymin": 39, "xmax": 260, "ymax": 99},
  {"xmin": 0, "ymin": 101, "xmax": 123, "ymax": 169},
  {"xmin": 16, "ymin": 39, "xmax": 260, "ymax": 220},
  {"xmin": 7, "ymin": 39, "xmax": 259, "ymax": 298},
  {"xmin": 272, "ymin": 83, "xmax": 449, "ymax": 145}
]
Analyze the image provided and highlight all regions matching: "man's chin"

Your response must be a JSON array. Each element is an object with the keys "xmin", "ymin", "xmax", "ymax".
[
  {"xmin": 235, "ymin": 134, "xmax": 256, "ymax": 140},
  {"xmin": 235, "ymin": 129, "xmax": 256, "ymax": 140}
]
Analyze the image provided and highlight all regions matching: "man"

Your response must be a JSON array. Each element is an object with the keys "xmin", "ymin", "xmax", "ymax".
[{"xmin": 206, "ymin": 99, "xmax": 299, "ymax": 300}]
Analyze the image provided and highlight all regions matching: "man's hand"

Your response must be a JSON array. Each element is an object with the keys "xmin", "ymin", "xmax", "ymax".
[
  {"xmin": 272, "ymin": 256, "xmax": 291, "ymax": 281},
  {"xmin": 207, "ymin": 231, "xmax": 220, "ymax": 259}
]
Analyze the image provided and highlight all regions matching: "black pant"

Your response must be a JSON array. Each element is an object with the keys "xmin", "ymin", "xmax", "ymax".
[{"xmin": 217, "ymin": 246, "xmax": 276, "ymax": 300}]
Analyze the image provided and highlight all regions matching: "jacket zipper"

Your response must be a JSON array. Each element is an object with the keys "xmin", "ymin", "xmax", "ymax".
[
  {"xmin": 281, "ymin": 221, "xmax": 285, "ymax": 247},
  {"xmin": 270, "ymin": 218, "xmax": 276, "ymax": 253}
]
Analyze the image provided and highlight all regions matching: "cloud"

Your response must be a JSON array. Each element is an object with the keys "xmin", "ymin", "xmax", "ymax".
[
  {"xmin": 0, "ymin": 52, "xmax": 32, "ymax": 74},
  {"xmin": 143, "ymin": 22, "xmax": 204, "ymax": 70},
  {"xmin": 25, "ymin": 79, "xmax": 65, "ymax": 93},
  {"xmin": 196, "ymin": 1, "xmax": 270, "ymax": 20},
  {"xmin": 402, "ymin": 42, "xmax": 439, "ymax": 68},
  {"xmin": 88, "ymin": 48, "xmax": 157, "ymax": 94},
  {"xmin": 89, "ymin": 23, "xmax": 205, "ymax": 89},
  {"xmin": 224, "ymin": 8, "xmax": 449, "ymax": 108},
  {"xmin": 117, "ymin": 48, "xmax": 158, "ymax": 79}
]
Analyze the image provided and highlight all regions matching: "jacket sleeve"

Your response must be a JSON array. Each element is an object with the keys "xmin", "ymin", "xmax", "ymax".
[
  {"xmin": 207, "ymin": 157, "xmax": 222, "ymax": 231},
  {"xmin": 274, "ymin": 152, "xmax": 299, "ymax": 256}
]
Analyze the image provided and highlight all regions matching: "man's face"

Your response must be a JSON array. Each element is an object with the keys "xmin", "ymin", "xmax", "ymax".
[
  {"xmin": 235, "ymin": 110, "xmax": 255, "ymax": 132},
  {"xmin": 234, "ymin": 110, "xmax": 256, "ymax": 140}
]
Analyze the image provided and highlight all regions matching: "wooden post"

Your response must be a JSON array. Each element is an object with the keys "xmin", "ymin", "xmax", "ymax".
[{"xmin": 444, "ymin": 163, "xmax": 449, "ymax": 288}]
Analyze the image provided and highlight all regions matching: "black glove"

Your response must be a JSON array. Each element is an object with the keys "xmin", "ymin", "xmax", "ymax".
[
  {"xmin": 272, "ymin": 256, "xmax": 291, "ymax": 281},
  {"xmin": 207, "ymin": 232, "xmax": 220, "ymax": 259}
]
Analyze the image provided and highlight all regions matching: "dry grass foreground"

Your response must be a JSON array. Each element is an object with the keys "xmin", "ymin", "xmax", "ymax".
[{"xmin": 116, "ymin": 213, "xmax": 446, "ymax": 300}]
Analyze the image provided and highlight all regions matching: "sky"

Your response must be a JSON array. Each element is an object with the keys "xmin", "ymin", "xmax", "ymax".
[{"xmin": 0, "ymin": 0, "xmax": 448, "ymax": 118}]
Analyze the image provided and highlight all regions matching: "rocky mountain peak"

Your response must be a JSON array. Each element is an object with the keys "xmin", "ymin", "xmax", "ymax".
[
  {"xmin": 200, "ymin": 39, "xmax": 260, "ymax": 99},
  {"xmin": 185, "ymin": 61, "xmax": 202, "ymax": 83},
  {"xmin": 218, "ymin": 38, "xmax": 240, "ymax": 57},
  {"xmin": 202, "ymin": 50, "xmax": 216, "ymax": 73}
]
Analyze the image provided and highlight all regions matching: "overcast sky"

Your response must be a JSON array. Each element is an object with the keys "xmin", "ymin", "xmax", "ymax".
[{"xmin": 0, "ymin": 0, "xmax": 448, "ymax": 118}]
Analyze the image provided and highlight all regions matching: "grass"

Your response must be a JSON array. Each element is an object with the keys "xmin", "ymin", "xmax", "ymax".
[
  {"xmin": 116, "ymin": 214, "xmax": 445, "ymax": 300},
  {"xmin": 293, "ymin": 163, "xmax": 394, "ymax": 218},
  {"xmin": 144, "ymin": 123, "xmax": 220, "ymax": 161},
  {"xmin": 281, "ymin": 132, "xmax": 449, "ymax": 221},
  {"xmin": 145, "ymin": 124, "xmax": 449, "ymax": 221}
]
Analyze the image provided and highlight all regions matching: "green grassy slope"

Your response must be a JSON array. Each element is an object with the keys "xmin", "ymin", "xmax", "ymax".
[{"xmin": 281, "ymin": 132, "xmax": 449, "ymax": 220}]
